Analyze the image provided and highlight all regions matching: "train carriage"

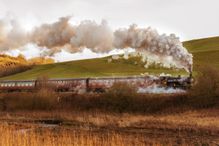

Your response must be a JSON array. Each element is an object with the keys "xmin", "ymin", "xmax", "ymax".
[
  {"xmin": 0, "ymin": 74, "xmax": 192, "ymax": 93},
  {"xmin": 0, "ymin": 80, "xmax": 35, "ymax": 92}
]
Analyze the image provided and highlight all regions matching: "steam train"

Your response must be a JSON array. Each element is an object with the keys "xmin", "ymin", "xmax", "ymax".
[{"xmin": 0, "ymin": 74, "xmax": 193, "ymax": 93}]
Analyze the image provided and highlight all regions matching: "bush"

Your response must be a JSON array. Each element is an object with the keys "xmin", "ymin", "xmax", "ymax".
[
  {"xmin": 0, "ymin": 76, "xmax": 57, "ymax": 111},
  {"xmin": 32, "ymin": 88, "xmax": 58, "ymax": 110},
  {"xmin": 36, "ymin": 75, "xmax": 55, "ymax": 90},
  {"xmin": 102, "ymin": 82, "xmax": 137, "ymax": 112},
  {"xmin": 1, "ymin": 88, "xmax": 58, "ymax": 111},
  {"xmin": 189, "ymin": 65, "xmax": 219, "ymax": 108},
  {"xmin": 1, "ymin": 93, "xmax": 35, "ymax": 110},
  {"xmin": 30, "ymin": 76, "xmax": 58, "ymax": 110}
]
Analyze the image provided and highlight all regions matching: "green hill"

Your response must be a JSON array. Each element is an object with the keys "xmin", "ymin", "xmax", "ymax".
[
  {"xmin": 0, "ymin": 56, "xmax": 186, "ymax": 80},
  {"xmin": 183, "ymin": 36, "xmax": 219, "ymax": 69},
  {"xmin": 1, "ymin": 36, "xmax": 219, "ymax": 80}
]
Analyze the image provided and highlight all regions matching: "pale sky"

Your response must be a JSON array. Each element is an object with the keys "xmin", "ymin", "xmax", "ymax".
[
  {"xmin": 1, "ymin": 0, "xmax": 219, "ymax": 40},
  {"xmin": 0, "ymin": 0, "xmax": 219, "ymax": 60}
]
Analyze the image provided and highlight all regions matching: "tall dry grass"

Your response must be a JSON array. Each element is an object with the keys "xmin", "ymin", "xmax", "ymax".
[
  {"xmin": 188, "ymin": 65, "xmax": 219, "ymax": 108},
  {"xmin": 190, "ymin": 65, "xmax": 219, "ymax": 97},
  {"xmin": 0, "ymin": 123, "xmax": 213, "ymax": 146},
  {"xmin": 0, "ymin": 76, "xmax": 58, "ymax": 111},
  {"xmin": 0, "ymin": 124, "xmax": 154, "ymax": 146},
  {"xmin": 1, "ymin": 89, "xmax": 57, "ymax": 111},
  {"xmin": 102, "ymin": 82, "xmax": 137, "ymax": 112}
]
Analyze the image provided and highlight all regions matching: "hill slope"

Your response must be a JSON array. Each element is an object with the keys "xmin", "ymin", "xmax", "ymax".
[
  {"xmin": 183, "ymin": 36, "xmax": 219, "ymax": 69},
  {"xmin": 1, "ymin": 36, "xmax": 219, "ymax": 80},
  {"xmin": 0, "ymin": 56, "xmax": 186, "ymax": 80}
]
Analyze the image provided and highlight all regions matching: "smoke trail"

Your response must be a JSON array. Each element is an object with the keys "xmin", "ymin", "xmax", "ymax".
[
  {"xmin": 0, "ymin": 16, "xmax": 193, "ymax": 72},
  {"xmin": 0, "ymin": 17, "xmax": 28, "ymax": 50},
  {"xmin": 113, "ymin": 25, "xmax": 193, "ymax": 71},
  {"xmin": 31, "ymin": 17, "xmax": 74, "ymax": 52},
  {"xmin": 70, "ymin": 20, "xmax": 113, "ymax": 53}
]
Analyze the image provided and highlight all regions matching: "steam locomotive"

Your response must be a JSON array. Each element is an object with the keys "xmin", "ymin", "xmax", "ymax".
[
  {"xmin": 159, "ymin": 75, "xmax": 192, "ymax": 90},
  {"xmin": 0, "ymin": 74, "xmax": 193, "ymax": 93}
]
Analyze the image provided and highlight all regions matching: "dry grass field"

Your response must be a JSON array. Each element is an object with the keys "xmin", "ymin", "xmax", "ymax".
[
  {"xmin": 0, "ymin": 109, "xmax": 218, "ymax": 146},
  {"xmin": 0, "ymin": 124, "xmax": 148, "ymax": 146}
]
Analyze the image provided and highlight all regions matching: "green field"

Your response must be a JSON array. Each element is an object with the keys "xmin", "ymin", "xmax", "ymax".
[
  {"xmin": 183, "ymin": 37, "xmax": 219, "ymax": 70},
  {"xmin": 0, "ymin": 56, "xmax": 186, "ymax": 80},
  {"xmin": 1, "ymin": 36, "xmax": 219, "ymax": 80}
]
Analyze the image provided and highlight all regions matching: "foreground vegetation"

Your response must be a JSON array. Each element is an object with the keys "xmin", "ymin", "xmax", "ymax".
[
  {"xmin": 0, "ymin": 66, "xmax": 218, "ymax": 113},
  {"xmin": 0, "ymin": 109, "xmax": 218, "ymax": 146},
  {"xmin": 0, "ymin": 66, "xmax": 218, "ymax": 145},
  {"xmin": 0, "ymin": 124, "xmax": 150, "ymax": 146}
]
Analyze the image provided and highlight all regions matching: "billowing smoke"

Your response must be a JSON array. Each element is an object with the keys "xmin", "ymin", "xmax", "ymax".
[
  {"xmin": 31, "ymin": 17, "xmax": 75, "ymax": 54},
  {"xmin": 0, "ymin": 17, "xmax": 28, "ymax": 50},
  {"xmin": 113, "ymin": 25, "xmax": 193, "ymax": 72},
  {"xmin": 0, "ymin": 16, "xmax": 193, "ymax": 72},
  {"xmin": 70, "ymin": 20, "xmax": 113, "ymax": 53},
  {"xmin": 30, "ymin": 17, "xmax": 113, "ymax": 55}
]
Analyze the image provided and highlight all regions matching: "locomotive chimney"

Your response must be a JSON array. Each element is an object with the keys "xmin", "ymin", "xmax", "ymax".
[
  {"xmin": 189, "ymin": 66, "xmax": 192, "ymax": 78},
  {"xmin": 86, "ymin": 78, "xmax": 90, "ymax": 92}
]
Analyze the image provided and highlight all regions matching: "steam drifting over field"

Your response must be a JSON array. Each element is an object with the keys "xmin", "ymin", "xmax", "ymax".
[{"xmin": 0, "ymin": 16, "xmax": 193, "ymax": 72}]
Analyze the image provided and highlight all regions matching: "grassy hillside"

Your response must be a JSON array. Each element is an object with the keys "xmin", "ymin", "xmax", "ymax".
[
  {"xmin": 0, "ymin": 56, "xmax": 186, "ymax": 80},
  {"xmin": 183, "ymin": 36, "xmax": 219, "ymax": 69},
  {"xmin": 1, "ymin": 36, "xmax": 219, "ymax": 80},
  {"xmin": 183, "ymin": 36, "xmax": 219, "ymax": 52}
]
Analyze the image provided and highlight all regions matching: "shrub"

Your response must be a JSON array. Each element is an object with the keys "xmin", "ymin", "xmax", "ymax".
[
  {"xmin": 102, "ymin": 82, "xmax": 137, "ymax": 112},
  {"xmin": 32, "ymin": 88, "xmax": 58, "ymax": 110},
  {"xmin": 31, "ymin": 76, "xmax": 58, "ymax": 110},
  {"xmin": 36, "ymin": 75, "xmax": 55, "ymax": 90},
  {"xmin": 1, "ymin": 88, "xmax": 58, "ymax": 111},
  {"xmin": 0, "ymin": 76, "xmax": 57, "ymax": 111},
  {"xmin": 0, "ymin": 93, "xmax": 33, "ymax": 110},
  {"xmin": 189, "ymin": 65, "xmax": 219, "ymax": 108}
]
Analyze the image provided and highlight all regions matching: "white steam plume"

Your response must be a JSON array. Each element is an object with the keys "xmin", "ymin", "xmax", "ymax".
[
  {"xmin": 138, "ymin": 85, "xmax": 185, "ymax": 94},
  {"xmin": 0, "ymin": 17, "xmax": 28, "ymax": 50},
  {"xmin": 113, "ymin": 25, "xmax": 193, "ymax": 72},
  {"xmin": 0, "ymin": 16, "xmax": 193, "ymax": 72}
]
